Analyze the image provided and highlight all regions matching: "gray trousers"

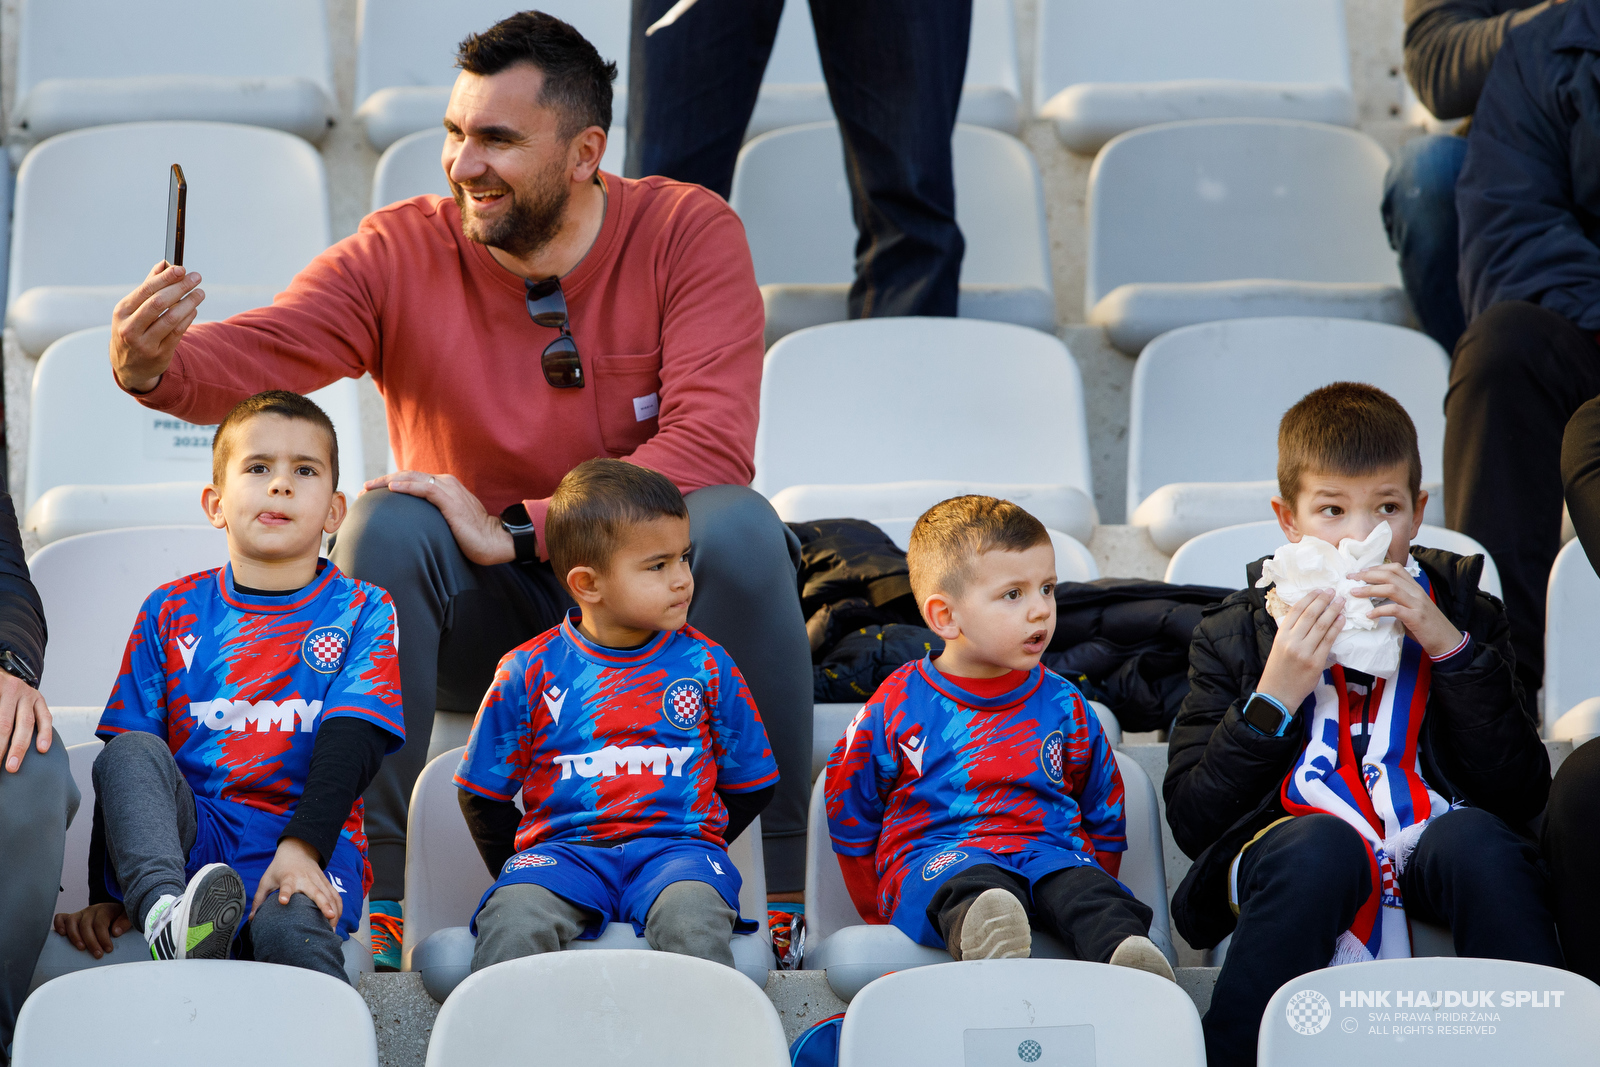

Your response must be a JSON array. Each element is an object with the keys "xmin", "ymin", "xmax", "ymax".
[
  {"xmin": 0, "ymin": 729, "xmax": 76, "ymax": 1054},
  {"xmin": 94, "ymin": 731, "xmax": 348, "ymax": 982},
  {"xmin": 472, "ymin": 880, "xmax": 739, "ymax": 971},
  {"xmin": 332, "ymin": 485, "xmax": 813, "ymax": 899}
]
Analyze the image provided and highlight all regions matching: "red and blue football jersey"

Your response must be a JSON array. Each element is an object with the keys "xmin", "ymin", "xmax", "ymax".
[
  {"xmin": 454, "ymin": 610, "xmax": 779, "ymax": 851},
  {"xmin": 98, "ymin": 562, "xmax": 405, "ymax": 854},
  {"xmin": 826, "ymin": 656, "xmax": 1126, "ymax": 917}
]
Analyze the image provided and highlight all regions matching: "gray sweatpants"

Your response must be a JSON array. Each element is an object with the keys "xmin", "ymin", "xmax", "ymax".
[
  {"xmin": 472, "ymin": 880, "xmax": 739, "ymax": 971},
  {"xmin": 94, "ymin": 731, "xmax": 348, "ymax": 982},
  {"xmin": 0, "ymin": 729, "xmax": 77, "ymax": 1054},
  {"xmin": 332, "ymin": 485, "xmax": 814, "ymax": 899}
]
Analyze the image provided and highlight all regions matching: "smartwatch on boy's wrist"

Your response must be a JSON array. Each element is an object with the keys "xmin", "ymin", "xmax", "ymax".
[
  {"xmin": 499, "ymin": 503, "xmax": 539, "ymax": 564},
  {"xmin": 0, "ymin": 649, "xmax": 38, "ymax": 688},
  {"xmin": 1242, "ymin": 692, "xmax": 1293, "ymax": 737}
]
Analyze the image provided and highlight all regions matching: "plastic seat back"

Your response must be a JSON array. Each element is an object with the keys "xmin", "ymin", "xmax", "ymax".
[
  {"xmin": 57, "ymin": 742, "xmax": 101, "ymax": 914},
  {"xmin": 371, "ymin": 128, "xmax": 625, "ymax": 213},
  {"xmin": 1546, "ymin": 538, "xmax": 1600, "ymax": 725}
]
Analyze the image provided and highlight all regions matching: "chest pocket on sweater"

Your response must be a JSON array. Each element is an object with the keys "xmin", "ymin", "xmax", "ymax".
[{"xmin": 593, "ymin": 351, "xmax": 663, "ymax": 455}]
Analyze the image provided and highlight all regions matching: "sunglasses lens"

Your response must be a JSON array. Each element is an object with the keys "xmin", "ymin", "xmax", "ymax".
[{"xmin": 542, "ymin": 334, "xmax": 583, "ymax": 388}]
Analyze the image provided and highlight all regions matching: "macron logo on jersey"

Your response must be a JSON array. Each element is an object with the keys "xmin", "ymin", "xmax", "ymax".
[
  {"xmin": 189, "ymin": 698, "xmax": 323, "ymax": 733},
  {"xmin": 177, "ymin": 633, "xmax": 200, "ymax": 672},
  {"xmin": 552, "ymin": 744, "xmax": 695, "ymax": 780},
  {"xmin": 543, "ymin": 686, "xmax": 567, "ymax": 725},
  {"xmin": 899, "ymin": 733, "xmax": 926, "ymax": 775}
]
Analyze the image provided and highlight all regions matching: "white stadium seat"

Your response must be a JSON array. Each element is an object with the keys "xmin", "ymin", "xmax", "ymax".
[
  {"xmin": 749, "ymin": 0, "xmax": 1023, "ymax": 138},
  {"xmin": 354, "ymin": 0, "xmax": 630, "ymax": 153},
  {"xmin": 23, "ymin": 327, "xmax": 366, "ymax": 543},
  {"xmin": 12, "ymin": 0, "xmax": 335, "ymax": 146},
  {"xmin": 30, "ymin": 526, "xmax": 230, "ymax": 707},
  {"xmin": 14, "ymin": 960, "xmax": 379, "ymax": 1067},
  {"xmin": 1086, "ymin": 120, "xmax": 1405, "ymax": 354},
  {"xmin": 7, "ymin": 122, "xmax": 330, "ymax": 359},
  {"xmin": 1545, "ymin": 538, "xmax": 1600, "ymax": 736},
  {"xmin": 1035, "ymin": 0, "xmax": 1355, "ymax": 154},
  {"xmin": 403, "ymin": 747, "xmax": 771, "ymax": 1000},
  {"xmin": 868, "ymin": 519, "xmax": 1100, "ymax": 585},
  {"xmin": 1163, "ymin": 521, "xmax": 1503, "ymax": 600},
  {"xmin": 1127, "ymin": 318, "xmax": 1449, "ymax": 551},
  {"xmin": 753, "ymin": 319, "xmax": 1092, "ymax": 529},
  {"xmin": 773, "ymin": 483, "xmax": 1097, "ymax": 550},
  {"xmin": 1258, "ymin": 958, "xmax": 1599, "ymax": 1066},
  {"xmin": 370, "ymin": 128, "xmax": 627, "ymax": 213},
  {"xmin": 731, "ymin": 123, "xmax": 1055, "ymax": 344},
  {"xmin": 425, "ymin": 951, "xmax": 789, "ymax": 1067},
  {"xmin": 838, "ymin": 959, "xmax": 1205, "ymax": 1067},
  {"xmin": 803, "ymin": 748, "xmax": 1174, "ymax": 1002}
]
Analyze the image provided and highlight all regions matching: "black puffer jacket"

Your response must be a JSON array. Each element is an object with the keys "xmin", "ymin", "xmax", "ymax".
[{"xmin": 1164, "ymin": 546, "xmax": 1549, "ymax": 950}]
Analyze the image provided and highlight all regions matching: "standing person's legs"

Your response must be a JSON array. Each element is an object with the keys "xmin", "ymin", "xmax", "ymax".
[
  {"xmin": 1381, "ymin": 133, "xmax": 1468, "ymax": 353},
  {"xmin": 810, "ymin": 0, "xmax": 970, "ymax": 318},
  {"xmin": 1445, "ymin": 301, "xmax": 1600, "ymax": 699},
  {"xmin": 683, "ymin": 486, "xmax": 812, "ymax": 895},
  {"xmin": 1542, "ymin": 741, "xmax": 1600, "ymax": 982},
  {"xmin": 1203, "ymin": 816, "xmax": 1370, "ymax": 1067},
  {"xmin": 626, "ymin": 0, "xmax": 785, "ymax": 196},
  {"xmin": 92, "ymin": 730, "xmax": 199, "ymax": 930},
  {"xmin": 331, "ymin": 489, "xmax": 570, "ymax": 904},
  {"xmin": 0, "ymin": 730, "xmax": 76, "ymax": 1056}
]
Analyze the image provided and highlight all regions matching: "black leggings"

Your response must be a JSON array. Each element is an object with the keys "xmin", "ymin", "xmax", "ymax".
[{"xmin": 926, "ymin": 862, "xmax": 1152, "ymax": 964}]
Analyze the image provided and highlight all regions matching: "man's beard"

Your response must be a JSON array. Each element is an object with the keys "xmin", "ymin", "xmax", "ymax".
[{"xmin": 453, "ymin": 157, "xmax": 571, "ymax": 259}]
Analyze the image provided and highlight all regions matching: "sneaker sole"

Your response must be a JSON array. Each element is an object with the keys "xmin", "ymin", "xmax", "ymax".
[
  {"xmin": 1108, "ymin": 935, "xmax": 1176, "ymax": 982},
  {"xmin": 960, "ymin": 888, "xmax": 1031, "ymax": 961},
  {"xmin": 182, "ymin": 865, "xmax": 246, "ymax": 960}
]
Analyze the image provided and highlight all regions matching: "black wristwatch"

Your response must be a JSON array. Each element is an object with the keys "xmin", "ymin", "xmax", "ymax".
[
  {"xmin": 1242, "ymin": 692, "xmax": 1293, "ymax": 738},
  {"xmin": 500, "ymin": 503, "xmax": 539, "ymax": 564},
  {"xmin": 0, "ymin": 649, "xmax": 39, "ymax": 688}
]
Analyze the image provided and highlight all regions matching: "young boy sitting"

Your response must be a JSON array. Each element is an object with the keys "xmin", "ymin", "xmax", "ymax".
[
  {"xmin": 1166, "ymin": 383, "xmax": 1560, "ymax": 1067},
  {"xmin": 52, "ymin": 391, "xmax": 403, "ymax": 977},
  {"xmin": 454, "ymin": 458, "xmax": 777, "ymax": 970},
  {"xmin": 825, "ymin": 496, "xmax": 1172, "ymax": 977}
]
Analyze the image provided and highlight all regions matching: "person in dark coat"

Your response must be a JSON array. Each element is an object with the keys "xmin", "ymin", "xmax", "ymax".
[
  {"xmin": 1165, "ymin": 384, "xmax": 1557, "ymax": 1067},
  {"xmin": 1449, "ymin": 0, "xmax": 1600, "ymax": 702}
]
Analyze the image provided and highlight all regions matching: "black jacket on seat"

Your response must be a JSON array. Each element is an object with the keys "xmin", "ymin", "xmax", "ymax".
[{"xmin": 1164, "ymin": 546, "xmax": 1549, "ymax": 950}]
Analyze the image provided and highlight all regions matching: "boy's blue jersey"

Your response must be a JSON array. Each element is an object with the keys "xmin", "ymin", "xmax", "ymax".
[
  {"xmin": 97, "ymin": 561, "xmax": 405, "ymax": 863},
  {"xmin": 825, "ymin": 657, "xmax": 1126, "ymax": 917},
  {"xmin": 454, "ymin": 609, "xmax": 779, "ymax": 851}
]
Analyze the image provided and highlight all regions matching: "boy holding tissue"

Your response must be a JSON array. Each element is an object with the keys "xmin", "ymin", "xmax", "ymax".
[{"xmin": 1164, "ymin": 383, "xmax": 1559, "ymax": 1067}]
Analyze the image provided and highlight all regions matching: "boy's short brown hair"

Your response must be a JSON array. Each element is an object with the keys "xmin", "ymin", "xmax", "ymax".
[
  {"xmin": 546, "ymin": 459, "xmax": 688, "ymax": 584},
  {"xmin": 1277, "ymin": 382, "xmax": 1422, "ymax": 508},
  {"xmin": 211, "ymin": 390, "xmax": 339, "ymax": 489},
  {"xmin": 907, "ymin": 495, "xmax": 1051, "ymax": 607}
]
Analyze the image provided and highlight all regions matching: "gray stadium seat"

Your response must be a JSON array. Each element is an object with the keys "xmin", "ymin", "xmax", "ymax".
[
  {"xmin": 369, "ymin": 128, "xmax": 627, "ymax": 213},
  {"xmin": 802, "ymin": 749, "xmax": 1174, "ymax": 1001},
  {"xmin": 1127, "ymin": 318, "xmax": 1448, "ymax": 552},
  {"xmin": 424, "ymin": 951, "xmax": 789, "ymax": 1067},
  {"xmin": 12, "ymin": 0, "xmax": 335, "ymax": 146},
  {"xmin": 1545, "ymin": 538, "xmax": 1600, "ymax": 738},
  {"xmin": 7, "ymin": 122, "xmax": 330, "ymax": 359},
  {"xmin": 837, "ymin": 958, "xmax": 1205, "ymax": 1066},
  {"xmin": 731, "ymin": 123, "xmax": 1055, "ymax": 344},
  {"xmin": 403, "ymin": 746, "xmax": 771, "ymax": 1000},
  {"xmin": 1035, "ymin": 0, "xmax": 1355, "ymax": 153},
  {"xmin": 1086, "ymin": 120, "xmax": 1405, "ymax": 354},
  {"xmin": 1257, "ymin": 957, "xmax": 1598, "ymax": 1065},
  {"xmin": 13, "ymin": 960, "xmax": 378, "ymax": 1066}
]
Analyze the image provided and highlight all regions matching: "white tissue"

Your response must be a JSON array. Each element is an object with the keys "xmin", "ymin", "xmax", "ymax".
[{"xmin": 1255, "ymin": 521, "xmax": 1421, "ymax": 677}]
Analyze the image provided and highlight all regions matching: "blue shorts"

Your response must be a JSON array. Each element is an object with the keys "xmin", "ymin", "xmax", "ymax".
[
  {"xmin": 472, "ymin": 837, "xmax": 759, "ymax": 939},
  {"xmin": 890, "ymin": 846, "xmax": 1115, "ymax": 950},
  {"xmin": 107, "ymin": 795, "xmax": 365, "ymax": 941}
]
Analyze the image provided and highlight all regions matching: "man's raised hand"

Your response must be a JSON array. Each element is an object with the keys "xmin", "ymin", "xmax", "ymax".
[{"xmin": 110, "ymin": 261, "xmax": 206, "ymax": 394}]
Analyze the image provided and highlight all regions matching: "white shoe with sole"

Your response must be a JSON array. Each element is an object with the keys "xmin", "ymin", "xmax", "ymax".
[
  {"xmin": 1108, "ymin": 934, "xmax": 1176, "ymax": 981},
  {"xmin": 145, "ymin": 863, "xmax": 246, "ymax": 961},
  {"xmin": 955, "ymin": 888, "xmax": 1032, "ymax": 961}
]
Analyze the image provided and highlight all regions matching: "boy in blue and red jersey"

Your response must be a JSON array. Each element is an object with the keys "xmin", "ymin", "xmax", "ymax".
[
  {"xmin": 826, "ymin": 496, "xmax": 1172, "ymax": 977},
  {"xmin": 52, "ymin": 391, "xmax": 403, "ymax": 978},
  {"xmin": 454, "ymin": 458, "xmax": 777, "ymax": 971}
]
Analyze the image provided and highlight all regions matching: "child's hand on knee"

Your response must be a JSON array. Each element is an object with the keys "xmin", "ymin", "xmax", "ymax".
[
  {"xmin": 252, "ymin": 837, "xmax": 342, "ymax": 929},
  {"xmin": 53, "ymin": 902, "xmax": 131, "ymax": 957}
]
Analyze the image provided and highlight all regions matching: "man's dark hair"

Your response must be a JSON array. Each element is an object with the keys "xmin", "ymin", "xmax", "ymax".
[
  {"xmin": 212, "ymin": 390, "xmax": 339, "ymax": 490},
  {"xmin": 546, "ymin": 459, "xmax": 688, "ymax": 584},
  {"xmin": 1277, "ymin": 382, "xmax": 1422, "ymax": 508},
  {"xmin": 456, "ymin": 10, "xmax": 617, "ymax": 139}
]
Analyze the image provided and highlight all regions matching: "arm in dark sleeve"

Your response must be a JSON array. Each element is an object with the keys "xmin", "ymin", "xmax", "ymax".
[
  {"xmin": 459, "ymin": 789, "xmax": 521, "ymax": 879},
  {"xmin": 0, "ymin": 494, "xmax": 46, "ymax": 683},
  {"xmin": 1403, "ymin": 0, "xmax": 1554, "ymax": 120},
  {"xmin": 719, "ymin": 783, "xmax": 775, "ymax": 845},
  {"xmin": 281, "ymin": 718, "xmax": 390, "ymax": 867}
]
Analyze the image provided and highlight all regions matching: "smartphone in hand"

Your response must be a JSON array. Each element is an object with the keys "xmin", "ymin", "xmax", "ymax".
[{"xmin": 165, "ymin": 164, "xmax": 187, "ymax": 268}]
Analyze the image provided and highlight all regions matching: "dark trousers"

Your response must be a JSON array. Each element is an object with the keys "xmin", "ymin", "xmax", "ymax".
[
  {"xmin": 1543, "ymin": 740, "xmax": 1600, "ymax": 984},
  {"xmin": 628, "ymin": 0, "xmax": 969, "ymax": 318},
  {"xmin": 1205, "ymin": 809, "xmax": 1562, "ymax": 1067},
  {"xmin": 332, "ymin": 485, "xmax": 814, "ymax": 899},
  {"xmin": 927, "ymin": 863, "xmax": 1152, "ymax": 964},
  {"xmin": 1381, "ymin": 133, "xmax": 1468, "ymax": 355},
  {"xmin": 1445, "ymin": 300, "xmax": 1600, "ymax": 699}
]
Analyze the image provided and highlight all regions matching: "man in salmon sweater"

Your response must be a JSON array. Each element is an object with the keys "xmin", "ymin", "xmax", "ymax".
[{"xmin": 105, "ymin": 11, "xmax": 811, "ymax": 969}]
